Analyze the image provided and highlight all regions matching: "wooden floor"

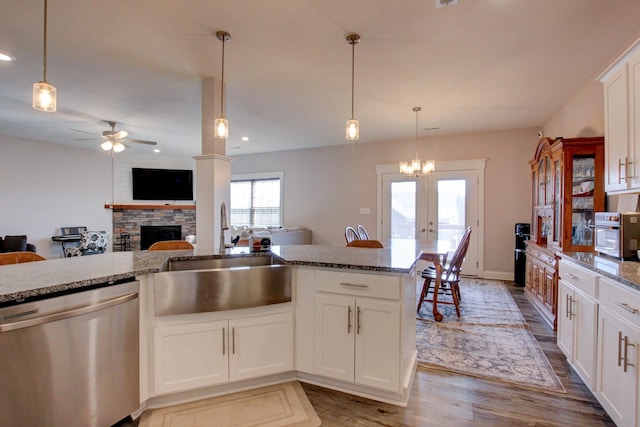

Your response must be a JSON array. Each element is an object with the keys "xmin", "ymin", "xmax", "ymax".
[{"xmin": 301, "ymin": 282, "xmax": 615, "ymax": 427}]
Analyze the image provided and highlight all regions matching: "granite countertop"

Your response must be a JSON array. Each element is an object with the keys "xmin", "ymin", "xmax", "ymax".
[
  {"xmin": 558, "ymin": 251, "xmax": 640, "ymax": 292},
  {"xmin": 0, "ymin": 240, "xmax": 434, "ymax": 305}
]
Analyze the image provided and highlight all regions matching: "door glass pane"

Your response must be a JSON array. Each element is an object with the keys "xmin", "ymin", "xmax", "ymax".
[
  {"xmin": 571, "ymin": 155, "xmax": 596, "ymax": 246},
  {"xmin": 554, "ymin": 159, "xmax": 561, "ymax": 243},
  {"xmin": 390, "ymin": 181, "xmax": 416, "ymax": 238},
  {"xmin": 437, "ymin": 179, "xmax": 466, "ymax": 247}
]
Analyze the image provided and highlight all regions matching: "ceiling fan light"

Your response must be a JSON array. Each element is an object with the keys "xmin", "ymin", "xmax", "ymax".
[
  {"xmin": 215, "ymin": 117, "xmax": 229, "ymax": 139},
  {"xmin": 32, "ymin": 81, "xmax": 56, "ymax": 112},
  {"xmin": 346, "ymin": 119, "xmax": 359, "ymax": 140},
  {"xmin": 100, "ymin": 140, "xmax": 113, "ymax": 151},
  {"xmin": 112, "ymin": 141, "xmax": 126, "ymax": 153}
]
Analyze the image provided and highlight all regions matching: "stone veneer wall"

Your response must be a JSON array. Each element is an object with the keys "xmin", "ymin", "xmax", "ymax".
[{"xmin": 112, "ymin": 207, "xmax": 196, "ymax": 251}]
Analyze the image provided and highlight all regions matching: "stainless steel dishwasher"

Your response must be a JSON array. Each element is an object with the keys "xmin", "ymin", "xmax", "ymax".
[{"xmin": 0, "ymin": 280, "xmax": 139, "ymax": 427}]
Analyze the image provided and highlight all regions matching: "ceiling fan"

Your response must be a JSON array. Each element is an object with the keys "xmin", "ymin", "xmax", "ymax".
[{"xmin": 73, "ymin": 120, "xmax": 157, "ymax": 153}]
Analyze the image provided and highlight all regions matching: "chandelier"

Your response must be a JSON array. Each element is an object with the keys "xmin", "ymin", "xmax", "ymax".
[{"xmin": 399, "ymin": 107, "xmax": 435, "ymax": 177}]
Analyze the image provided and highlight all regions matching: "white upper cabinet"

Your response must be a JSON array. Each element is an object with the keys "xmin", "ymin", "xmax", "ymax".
[{"xmin": 599, "ymin": 38, "xmax": 640, "ymax": 193}]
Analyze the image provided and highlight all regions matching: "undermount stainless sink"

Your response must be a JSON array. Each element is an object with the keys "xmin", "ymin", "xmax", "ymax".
[
  {"xmin": 161, "ymin": 255, "xmax": 277, "ymax": 272},
  {"xmin": 154, "ymin": 259, "xmax": 291, "ymax": 315}
]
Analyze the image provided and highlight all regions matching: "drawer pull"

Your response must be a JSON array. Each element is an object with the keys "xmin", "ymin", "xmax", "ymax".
[
  {"xmin": 616, "ymin": 302, "xmax": 639, "ymax": 314},
  {"xmin": 340, "ymin": 282, "xmax": 369, "ymax": 289},
  {"xmin": 565, "ymin": 273, "xmax": 578, "ymax": 280}
]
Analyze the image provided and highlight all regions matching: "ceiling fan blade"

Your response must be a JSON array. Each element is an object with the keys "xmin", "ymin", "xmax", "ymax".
[
  {"xmin": 70, "ymin": 128, "xmax": 97, "ymax": 136},
  {"xmin": 125, "ymin": 138, "xmax": 157, "ymax": 146},
  {"xmin": 74, "ymin": 138, "xmax": 98, "ymax": 141}
]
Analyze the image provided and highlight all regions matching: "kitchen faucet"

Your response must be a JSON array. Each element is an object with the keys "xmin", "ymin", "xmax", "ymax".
[{"xmin": 219, "ymin": 202, "xmax": 230, "ymax": 253}]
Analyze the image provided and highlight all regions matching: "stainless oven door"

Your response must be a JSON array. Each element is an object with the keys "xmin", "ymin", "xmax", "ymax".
[{"xmin": 594, "ymin": 226, "xmax": 621, "ymax": 258}]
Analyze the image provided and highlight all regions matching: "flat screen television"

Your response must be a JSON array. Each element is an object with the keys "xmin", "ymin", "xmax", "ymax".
[{"xmin": 132, "ymin": 168, "xmax": 194, "ymax": 201}]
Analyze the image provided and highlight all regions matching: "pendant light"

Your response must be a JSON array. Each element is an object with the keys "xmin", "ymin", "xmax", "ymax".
[
  {"xmin": 345, "ymin": 33, "xmax": 360, "ymax": 141},
  {"xmin": 214, "ymin": 31, "xmax": 230, "ymax": 139},
  {"xmin": 33, "ymin": 0, "xmax": 56, "ymax": 112},
  {"xmin": 399, "ymin": 107, "xmax": 435, "ymax": 176}
]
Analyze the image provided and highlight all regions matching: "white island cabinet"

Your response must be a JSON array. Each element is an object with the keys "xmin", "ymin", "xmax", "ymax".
[{"xmin": 296, "ymin": 267, "xmax": 416, "ymax": 405}]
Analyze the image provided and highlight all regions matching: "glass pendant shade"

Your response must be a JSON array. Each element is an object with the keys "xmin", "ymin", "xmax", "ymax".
[
  {"xmin": 215, "ymin": 117, "xmax": 229, "ymax": 139},
  {"xmin": 112, "ymin": 141, "xmax": 126, "ymax": 153},
  {"xmin": 399, "ymin": 106, "xmax": 435, "ymax": 176},
  {"xmin": 100, "ymin": 140, "xmax": 113, "ymax": 151},
  {"xmin": 32, "ymin": 81, "xmax": 56, "ymax": 112},
  {"xmin": 346, "ymin": 119, "xmax": 359, "ymax": 140}
]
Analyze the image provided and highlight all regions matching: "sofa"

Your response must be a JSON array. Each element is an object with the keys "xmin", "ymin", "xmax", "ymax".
[
  {"xmin": 0, "ymin": 235, "xmax": 36, "ymax": 253},
  {"xmin": 231, "ymin": 226, "xmax": 312, "ymax": 246}
]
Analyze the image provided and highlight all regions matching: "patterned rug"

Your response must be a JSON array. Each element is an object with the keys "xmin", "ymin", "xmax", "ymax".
[
  {"xmin": 416, "ymin": 278, "xmax": 566, "ymax": 393},
  {"xmin": 139, "ymin": 381, "xmax": 321, "ymax": 427}
]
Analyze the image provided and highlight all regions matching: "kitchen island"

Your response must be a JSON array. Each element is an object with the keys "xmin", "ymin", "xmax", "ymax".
[{"xmin": 1, "ymin": 241, "xmax": 438, "ymax": 419}]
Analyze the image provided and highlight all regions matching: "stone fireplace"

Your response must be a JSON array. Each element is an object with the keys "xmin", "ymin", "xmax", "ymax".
[{"xmin": 111, "ymin": 205, "xmax": 196, "ymax": 251}]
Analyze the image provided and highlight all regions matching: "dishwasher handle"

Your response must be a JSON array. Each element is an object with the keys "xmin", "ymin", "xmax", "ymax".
[{"xmin": 0, "ymin": 292, "xmax": 138, "ymax": 332}]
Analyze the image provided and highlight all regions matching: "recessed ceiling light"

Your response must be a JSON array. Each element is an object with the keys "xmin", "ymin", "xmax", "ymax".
[
  {"xmin": 0, "ymin": 52, "xmax": 15, "ymax": 62},
  {"xmin": 153, "ymin": 149, "xmax": 160, "ymax": 153},
  {"xmin": 241, "ymin": 136, "xmax": 249, "ymax": 141}
]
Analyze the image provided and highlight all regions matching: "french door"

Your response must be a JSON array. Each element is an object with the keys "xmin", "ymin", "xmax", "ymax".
[{"xmin": 378, "ymin": 160, "xmax": 484, "ymax": 277}]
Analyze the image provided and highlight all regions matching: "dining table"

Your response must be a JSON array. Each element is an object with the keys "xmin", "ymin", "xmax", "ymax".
[
  {"xmin": 384, "ymin": 239, "xmax": 451, "ymax": 322},
  {"xmin": 415, "ymin": 240, "xmax": 451, "ymax": 322}
]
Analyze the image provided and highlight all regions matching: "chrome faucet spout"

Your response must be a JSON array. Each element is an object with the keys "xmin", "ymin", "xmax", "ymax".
[{"xmin": 219, "ymin": 202, "xmax": 230, "ymax": 253}]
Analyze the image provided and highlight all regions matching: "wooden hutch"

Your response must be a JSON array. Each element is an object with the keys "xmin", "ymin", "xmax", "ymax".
[{"xmin": 525, "ymin": 136, "xmax": 604, "ymax": 330}]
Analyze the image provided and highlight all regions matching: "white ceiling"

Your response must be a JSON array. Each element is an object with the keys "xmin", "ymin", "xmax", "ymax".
[{"xmin": 1, "ymin": 0, "xmax": 640, "ymax": 157}]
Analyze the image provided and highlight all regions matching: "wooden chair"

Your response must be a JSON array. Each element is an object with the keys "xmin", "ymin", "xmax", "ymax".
[
  {"xmin": 0, "ymin": 251, "xmax": 47, "ymax": 265},
  {"xmin": 357, "ymin": 224, "xmax": 370, "ymax": 240},
  {"xmin": 346, "ymin": 239, "xmax": 384, "ymax": 248},
  {"xmin": 148, "ymin": 240, "xmax": 195, "ymax": 250},
  {"xmin": 417, "ymin": 227, "xmax": 472, "ymax": 317},
  {"xmin": 345, "ymin": 226, "xmax": 360, "ymax": 243}
]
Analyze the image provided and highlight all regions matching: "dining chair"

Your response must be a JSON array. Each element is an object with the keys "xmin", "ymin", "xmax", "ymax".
[
  {"xmin": 148, "ymin": 240, "xmax": 195, "ymax": 250},
  {"xmin": 345, "ymin": 226, "xmax": 360, "ymax": 243},
  {"xmin": 346, "ymin": 239, "xmax": 384, "ymax": 248},
  {"xmin": 417, "ymin": 227, "xmax": 472, "ymax": 316},
  {"xmin": 357, "ymin": 224, "xmax": 370, "ymax": 240},
  {"xmin": 0, "ymin": 251, "xmax": 47, "ymax": 265}
]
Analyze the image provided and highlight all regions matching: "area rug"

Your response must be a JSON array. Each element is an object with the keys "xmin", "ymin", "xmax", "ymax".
[
  {"xmin": 416, "ymin": 278, "xmax": 566, "ymax": 393},
  {"xmin": 139, "ymin": 381, "xmax": 321, "ymax": 427}
]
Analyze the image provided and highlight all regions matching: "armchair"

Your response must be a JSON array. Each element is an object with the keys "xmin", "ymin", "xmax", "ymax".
[
  {"xmin": 64, "ymin": 231, "xmax": 108, "ymax": 257},
  {"xmin": 0, "ymin": 235, "xmax": 36, "ymax": 253}
]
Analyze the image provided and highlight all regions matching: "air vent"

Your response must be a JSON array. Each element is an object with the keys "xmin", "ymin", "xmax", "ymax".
[{"xmin": 436, "ymin": 0, "xmax": 458, "ymax": 7}]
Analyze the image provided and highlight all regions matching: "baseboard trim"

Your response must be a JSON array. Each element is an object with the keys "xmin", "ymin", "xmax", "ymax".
[{"xmin": 481, "ymin": 271, "xmax": 514, "ymax": 281}]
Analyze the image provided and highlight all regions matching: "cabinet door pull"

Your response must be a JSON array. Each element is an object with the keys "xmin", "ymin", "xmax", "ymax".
[
  {"xmin": 624, "ymin": 335, "xmax": 636, "ymax": 373},
  {"xmin": 347, "ymin": 306, "xmax": 352, "ymax": 334},
  {"xmin": 222, "ymin": 327, "xmax": 226, "ymax": 356},
  {"xmin": 568, "ymin": 296, "xmax": 576, "ymax": 320},
  {"xmin": 232, "ymin": 326, "xmax": 236, "ymax": 355},
  {"xmin": 618, "ymin": 331, "xmax": 624, "ymax": 368},
  {"xmin": 565, "ymin": 294, "xmax": 570, "ymax": 319},
  {"xmin": 619, "ymin": 157, "xmax": 630, "ymax": 183},
  {"xmin": 340, "ymin": 282, "xmax": 368, "ymax": 289},
  {"xmin": 357, "ymin": 306, "xmax": 362, "ymax": 335},
  {"xmin": 615, "ymin": 302, "xmax": 639, "ymax": 314}
]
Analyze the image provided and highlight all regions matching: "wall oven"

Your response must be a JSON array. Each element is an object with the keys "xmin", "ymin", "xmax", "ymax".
[{"xmin": 593, "ymin": 212, "xmax": 640, "ymax": 259}]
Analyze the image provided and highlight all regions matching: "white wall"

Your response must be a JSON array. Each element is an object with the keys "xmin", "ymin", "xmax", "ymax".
[
  {"xmin": 231, "ymin": 127, "xmax": 538, "ymax": 277},
  {"xmin": 0, "ymin": 135, "xmax": 112, "ymax": 259}
]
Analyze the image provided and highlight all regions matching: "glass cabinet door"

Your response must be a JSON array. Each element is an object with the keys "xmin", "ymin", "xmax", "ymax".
[
  {"xmin": 570, "ymin": 155, "xmax": 596, "ymax": 246},
  {"xmin": 553, "ymin": 158, "xmax": 561, "ymax": 245},
  {"xmin": 537, "ymin": 160, "xmax": 545, "ymax": 205}
]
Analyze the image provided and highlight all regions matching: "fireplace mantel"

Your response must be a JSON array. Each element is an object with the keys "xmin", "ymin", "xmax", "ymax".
[{"xmin": 105, "ymin": 204, "xmax": 196, "ymax": 210}]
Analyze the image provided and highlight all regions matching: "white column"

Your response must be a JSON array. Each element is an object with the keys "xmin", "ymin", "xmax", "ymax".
[{"xmin": 194, "ymin": 77, "xmax": 233, "ymax": 251}]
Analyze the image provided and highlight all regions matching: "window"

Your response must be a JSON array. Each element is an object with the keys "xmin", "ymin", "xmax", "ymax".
[{"xmin": 230, "ymin": 173, "xmax": 283, "ymax": 227}]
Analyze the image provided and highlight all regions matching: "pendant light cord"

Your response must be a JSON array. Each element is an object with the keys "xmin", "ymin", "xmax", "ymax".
[
  {"xmin": 220, "ymin": 37, "xmax": 225, "ymax": 117},
  {"xmin": 43, "ymin": 0, "xmax": 48, "ymax": 82},
  {"xmin": 350, "ymin": 41, "xmax": 355, "ymax": 120}
]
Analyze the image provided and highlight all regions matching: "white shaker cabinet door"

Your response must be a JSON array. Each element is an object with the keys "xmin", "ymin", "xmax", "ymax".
[
  {"xmin": 354, "ymin": 298, "xmax": 401, "ymax": 392},
  {"xmin": 153, "ymin": 320, "xmax": 228, "ymax": 395},
  {"xmin": 596, "ymin": 307, "xmax": 639, "ymax": 427},
  {"xmin": 315, "ymin": 293, "xmax": 355, "ymax": 382},
  {"xmin": 228, "ymin": 312, "xmax": 294, "ymax": 381},
  {"xmin": 603, "ymin": 64, "xmax": 630, "ymax": 192}
]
